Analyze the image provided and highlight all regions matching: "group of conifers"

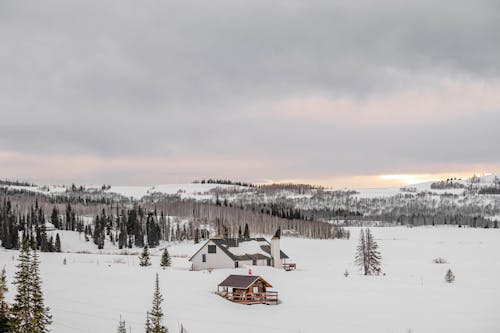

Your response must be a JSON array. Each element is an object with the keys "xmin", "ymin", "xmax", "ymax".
[{"xmin": 0, "ymin": 242, "xmax": 172, "ymax": 333}]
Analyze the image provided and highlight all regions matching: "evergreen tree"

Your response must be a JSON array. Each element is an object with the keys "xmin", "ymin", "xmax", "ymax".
[
  {"xmin": 445, "ymin": 269, "xmax": 455, "ymax": 283},
  {"xmin": 10, "ymin": 243, "xmax": 32, "ymax": 332},
  {"xmin": 93, "ymin": 214, "xmax": 105, "ymax": 250},
  {"xmin": 55, "ymin": 233, "xmax": 62, "ymax": 252},
  {"xmin": 160, "ymin": 248, "xmax": 171, "ymax": 269},
  {"xmin": 355, "ymin": 228, "xmax": 382, "ymax": 275},
  {"xmin": 0, "ymin": 267, "xmax": 9, "ymax": 333},
  {"xmin": 148, "ymin": 273, "xmax": 167, "ymax": 333},
  {"xmin": 30, "ymin": 250, "xmax": 52, "ymax": 332},
  {"xmin": 355, "ymin": 229, "xmax": 367, "ymax": 274},
  {"xmin": 243, "ymin": 223, "xmax": 250, "ymax": 239},
  {"xmin": 139, "ymin": 245, "xmax": 152, "ymax": 267},
  {"xmin": 50, "ymin": 206, "xmax": 60, "ymax": 229},
  {"xmin": 10, "ymin": 243, "xmax": 52, "ymax": 332},
  {"xmin": 117, "ymin": 316, "xmax": 127, "ymax": 333},
  {"xmin": 364, "ymin": 228, "xmax": 382, "ymax": 275}
]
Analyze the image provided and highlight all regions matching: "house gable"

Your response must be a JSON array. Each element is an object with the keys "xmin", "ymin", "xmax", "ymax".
[{"xmin": 189, "ymin": 239, "xmax": 236, "ymax": 262}]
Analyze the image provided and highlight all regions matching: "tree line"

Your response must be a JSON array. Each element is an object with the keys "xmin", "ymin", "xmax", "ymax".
[
  {"xmin": 194, "ymin": 179, "xmax": 256, "ymax": 187},
  {"xmin": 0, "ymin": 199, "xmax": 63, "ymax": 252}
]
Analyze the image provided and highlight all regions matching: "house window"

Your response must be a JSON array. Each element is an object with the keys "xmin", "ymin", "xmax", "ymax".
[
  {"xmin": 208, "ymin": 245, "xmax": 217, "ymax": 253},
  {"xmin": 266, "ymin": 259, "xmax": 271, "ymax": 266},
  {"xmin": 252, "ymin": 259, "xmax": 257, "ymax": 265},
  {"xmin": 234, "ymin": 261, "xmax": 239, "ymax": 268},
  {"xmin": 202, "ymin": 254, "xmax": 206, "ymax": 262}
]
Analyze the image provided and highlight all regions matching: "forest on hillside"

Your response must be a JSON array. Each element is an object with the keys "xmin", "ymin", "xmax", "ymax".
[
  {"xmin": 0, "ymin": 185, "xmax": 348, "ymax": 251},
  {"xmin": 1, "ymin": 176, "xmax": 499, "ymax": 251}
]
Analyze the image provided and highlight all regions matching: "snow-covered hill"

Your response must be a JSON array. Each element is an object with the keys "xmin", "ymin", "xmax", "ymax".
[
  {"xmin": 351, "ymin": 174, "xmax": 499, "ymax": 198},
  {"xmin": 3, "ymin": 174, "xmax": 500, "ymax": 222},
  {"xmin": 1, "ymin": 182, "xmax": 248, "ymax": 200},
  {"xmin": 3, "ymin": 174, "xmax": 499, "ymax": 201}
]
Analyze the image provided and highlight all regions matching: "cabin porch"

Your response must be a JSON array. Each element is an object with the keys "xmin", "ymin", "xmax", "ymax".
[
  {"xmin": 217, "ymin": 275, "xmax": 278, "ymax": 305},
  {"xmin": 217, "ymin": 289, "xmax": 279, "ymax": 305}
]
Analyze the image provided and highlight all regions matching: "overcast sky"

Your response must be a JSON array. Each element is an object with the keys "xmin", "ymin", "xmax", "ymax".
[{"xmin": 1, "ymin": 0, "xmax": 499, "ymax": 187}]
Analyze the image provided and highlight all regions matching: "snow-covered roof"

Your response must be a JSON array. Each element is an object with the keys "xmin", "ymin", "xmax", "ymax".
[
  {"xmin": 224, "ymin": 240, "xmax": 269, "ymax": 257},
  {"xmin": 189, "ymin": 237, "xmax": 289, "ymax": 262}
]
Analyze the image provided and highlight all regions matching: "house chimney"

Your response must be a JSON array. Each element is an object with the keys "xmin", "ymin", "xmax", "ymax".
[{"xmin": 271, "ymin": 227, "xmax": 281, "ymax": 268}]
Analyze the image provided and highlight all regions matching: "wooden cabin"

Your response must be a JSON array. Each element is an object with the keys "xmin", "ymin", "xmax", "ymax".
[{"xmin": 217, "ymin": 275, "xmax": 278, "ymax": 305}]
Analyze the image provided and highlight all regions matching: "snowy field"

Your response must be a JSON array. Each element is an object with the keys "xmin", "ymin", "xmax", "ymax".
[{"xmin": 1, "ymin": 227, "xmax": 499, "ymax": 333}]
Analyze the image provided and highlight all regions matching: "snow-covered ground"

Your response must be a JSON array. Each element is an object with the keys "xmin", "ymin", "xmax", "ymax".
[{"xmin": 1, "ymin": 226, "xmax": 499, "ymax": 333}]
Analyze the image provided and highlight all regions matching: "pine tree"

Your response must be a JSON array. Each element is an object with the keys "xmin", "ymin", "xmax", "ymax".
[
  {"xmin": 10, "ymin": 242, "xmax": 32, "ymax": 332},
  {"xmin": 160, "ymin": 248, "xmax": 171, "ymax": 269},
  {"xmin": 10, "ymin": 243, "xmax": 52, "ymax": 332},
  {"xmin": 355, "ymin": 229, "xmax": 367, "ymax": 274},
  {"xmin": 139, "ymin": 245, "xmax": 152, "ymax": 267},
  {"xmin": 445, "ymin": 269, "xmax": 455, "ymax": 283},
  {"xmin": 149, "ymin": 273, "xmax": 167, "ymax": 333},
  {"xmin": 243, "ymin": 223, "xmax": 250, "ymax": 239},
  {"xmin": 0, "ymin": 267, "xmax": 9, "ymax": 333},
  {"xmin": 50, "ymin": 206, "xmax": 60, "ymax": 229},
  {"xmin": 365, "ymin": 228, "xmax": 382, "ymax": 275},
  {"xmin": 355, "ymin": 228, "xmax": 382, "ymax": 275},
  {"xmin": 31, "ymin": 249, "xmax": 52, "ymax": 332},
  {"xmin": 117, "ymin": 316, "xmax": 127, "ymax": 333},
  {"xmin": 55, "ymin": 233, "xmax": 62, "ymax": 252}
]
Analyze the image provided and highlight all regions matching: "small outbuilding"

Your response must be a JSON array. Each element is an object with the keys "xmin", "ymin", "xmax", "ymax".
[{"xmin": 217, "ymin": 275, "xmax": 278, "ymax": 305}]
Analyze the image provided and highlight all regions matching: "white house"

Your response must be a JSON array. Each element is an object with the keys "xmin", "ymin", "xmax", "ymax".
[{"xmin": 189, "ymin": 231, "xmax": 290, "ymax": 271}]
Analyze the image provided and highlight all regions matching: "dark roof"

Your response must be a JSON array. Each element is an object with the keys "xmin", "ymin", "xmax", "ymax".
[
  {"xmin": 212, "ymin": 238, "xmax": 289, "ymax": 261},
  {"xmin": 218, "ymin": 275, "xmax": 272, "ymax": 289},
  {"xmin": 260, "ymin": 245, "xmax": 289, "ymax": 260},
  {"xmin": 188, "ymin": 237, "xmax": 289, "ymax": 262}
]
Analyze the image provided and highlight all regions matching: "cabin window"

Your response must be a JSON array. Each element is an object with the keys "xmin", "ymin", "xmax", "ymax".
[
  {"xmin": 208, "ymin": 245, "xmax": 217, "ymax": 253},
  {"xmin": 252, "ymin": 259, "xmax": 257, "ymax": 265},
  {"xmin": 267, "ymin": 259, "xmax": 271, "ymax": 266},
  {"xmin": 234, "ymin": 261, "xmax": 239, "ymax": 268},
  {"xmin": 202, "ymin": 254, "xmax": 206, "ymax": 262}
]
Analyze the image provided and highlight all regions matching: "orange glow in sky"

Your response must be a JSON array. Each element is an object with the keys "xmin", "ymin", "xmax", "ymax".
[{"xmin": 263, "ymin": 172, "xmax": 492, "ymax": 189}]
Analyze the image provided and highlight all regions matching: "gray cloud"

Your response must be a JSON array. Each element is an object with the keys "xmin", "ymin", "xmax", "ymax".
[{"xmin": 0, "ymin": 0, "xmax": 499, "ymax": 183}]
